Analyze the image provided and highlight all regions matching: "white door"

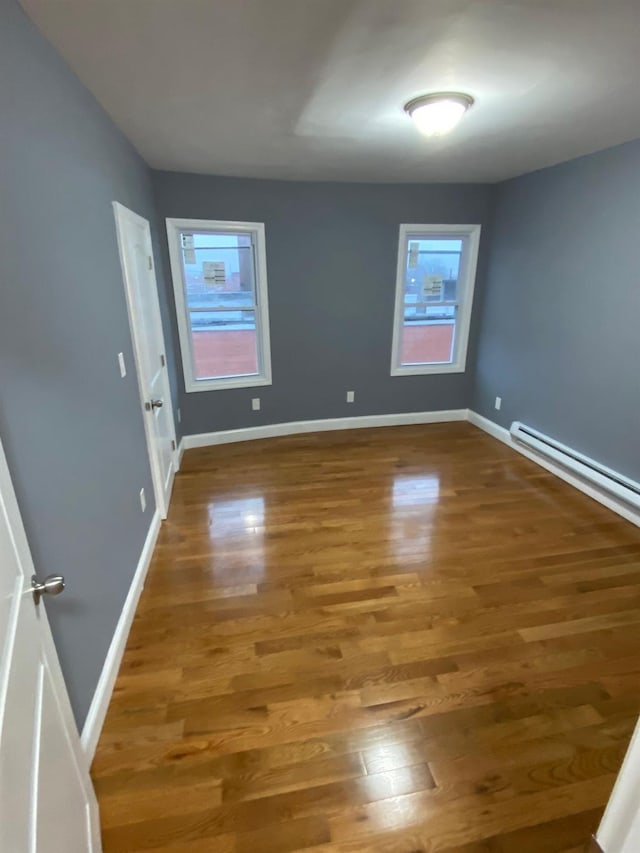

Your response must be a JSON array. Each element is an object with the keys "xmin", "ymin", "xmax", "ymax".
[
  {"xmin": 0, "ymin": 437, "xmax": 101, "ymax": 852},
  {"xmin": 113, "ymin": 202, "xmax": 177, "ymax": 518}
]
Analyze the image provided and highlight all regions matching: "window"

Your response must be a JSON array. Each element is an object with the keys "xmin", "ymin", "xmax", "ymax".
[
  {"xmin": 166, "ymin": 218, "xmax": 271, "ymax": 392},
  {"xmin": 391, "ymin": 224, "xmax": 481, "ymax": 376}
]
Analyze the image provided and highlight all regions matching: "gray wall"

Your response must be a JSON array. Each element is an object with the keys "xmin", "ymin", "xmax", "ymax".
[
  {"xmin": 473, "ymin": 140, "xmax": 640, "ymax": 481},
  {"xmin": 0, "ymin": 0, "xmax": 174, "ymax": 728},
  {"xmin": 152, "ymin": 172, "xmax": 495, "ymax": 435}
]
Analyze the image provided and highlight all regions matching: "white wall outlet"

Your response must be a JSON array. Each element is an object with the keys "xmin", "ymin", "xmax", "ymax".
[
  {"xmin": 346, "ymin": 391, "xmax": 355, "ymax": 403},
  {"xmin": 252, "ymin": 397, "xmax": 261, "ymax": 411},
  {"xmin": 139, "ymin": 487, "xmax": 146, "ymax": 513},
  {"xmin": 177, "ymin": 408, "xmax": 181, "ymax": 423},
  {"xmin": 117, "ymin": 352, "xmax": 126, "ymax": 378},
  {"xmin": 495, "ymin": 396, "xmax": 502, "ymax": 411}
]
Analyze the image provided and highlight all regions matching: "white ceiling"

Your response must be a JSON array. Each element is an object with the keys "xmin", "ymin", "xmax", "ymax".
[{"xmin": 21, "ymin": 0, "xmax": 640, "ymax": 183}]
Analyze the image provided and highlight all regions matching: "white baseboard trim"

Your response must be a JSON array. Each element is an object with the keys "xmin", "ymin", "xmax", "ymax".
[
  {"xmin": 80, "ymin": 509, "xmax": 161, "ymax": 761},
  {"xmin": 467, "ymin": 410, "xmax": 510, "ymax": 443},
  {"xmin": 468, "ymin": 411, "xmax": 640, "ymax": 528},
  {"xmin": 181, "ymin": 409, "xmax": 469, "ymax": 450}
]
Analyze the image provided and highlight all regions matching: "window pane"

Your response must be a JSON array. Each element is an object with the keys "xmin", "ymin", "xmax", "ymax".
[
  {"xmin": 182, "ymin": 231, "xmax": 255, "ymax": 310},
  {"xmin": 189, "ymin": 310, "xmax": 259, "ymax": 380},
  {"xmin": 400, "ymin": 315, "xmax": 456, "ymax": 365},
  {"xmin": 405, "ymin": 238, "xmax": 462, "ymax": 303}
]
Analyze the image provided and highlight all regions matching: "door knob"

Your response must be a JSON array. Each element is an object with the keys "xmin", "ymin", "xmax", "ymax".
[
  {"xmin": 146, "ymin": 399, "xmax": 163, "ymax": 411},
  {"xmin": 32, "ymin": 574, "xmax": 65, "ymax": 605}
]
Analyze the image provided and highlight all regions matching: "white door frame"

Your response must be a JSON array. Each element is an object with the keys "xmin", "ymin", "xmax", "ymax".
[
  {"xmin": 113, "ymin": 202, "xmax": 177, "ymax": 518},
  {"xmin": 596, "ymin": 717, "xmax": 640, "ymax": 852}
]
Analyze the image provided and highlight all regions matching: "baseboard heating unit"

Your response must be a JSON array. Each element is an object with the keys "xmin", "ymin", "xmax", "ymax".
[{"xmin": 509, "ymin": 421, "xmax": 640, "ymax": 511}]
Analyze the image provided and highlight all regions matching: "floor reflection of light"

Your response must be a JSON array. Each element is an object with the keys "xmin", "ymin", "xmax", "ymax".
[
  {"xmin": 359, "ymin": 740, "xmax": 428, "ymax": 831},
  {"xmin": 392, "ymin": 474, "xmax": 440, "ymax": 508},
  {"xmin": 369, "ymin": 793, "xmax": 424, "ymax": 832},
  {"xmin": 206, "ymin": 495, "xmax": 266, "ymax": 579},
  {"xmin": 241, "ymin": 511, "xmax": 264, "ymax": 533},
  {"xmin": 208, "ymin": 496, "xmax": 265, "ymax": 534},
  {"xmin": 391, "ymin": 474, "xmax": 440, "ymax": 559},
  {"xmin": 362, "ymin": 740, "xmax": 418, "ymax": 776}
]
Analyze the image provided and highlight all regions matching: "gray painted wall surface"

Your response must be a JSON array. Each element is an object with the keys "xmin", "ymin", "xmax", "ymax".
[
  {"xmin": 0, "ymin": 0, "xmax": 174, "ymax": 728},
  {"xmin": 473, "ymin": 140, "xmax": 640, "ymax": 481},
  {"xmin": 152, "ymin": 172, "xmax": 495, "ymax": 435}
]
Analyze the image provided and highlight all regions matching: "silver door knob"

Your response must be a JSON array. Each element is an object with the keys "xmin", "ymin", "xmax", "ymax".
[
  {"xmin": 32, "ymin": 574, "xmax": 65, "ymax": 605},
  {"xmin": 146, "ymin": 399, "xmax": 163, "ymax": 411}
]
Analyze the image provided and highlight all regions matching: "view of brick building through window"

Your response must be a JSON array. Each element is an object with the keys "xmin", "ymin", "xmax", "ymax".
[
  {"xmin": 193, "ymin": 329, "xmax": 258, "ymax": 378},
  {"xmin": 400, "ymin": 323, "xmax": 454, "ymax": 365},
  {"xmin": 183, "ymin": 231, "xmax": 262, "ymax": 380},
  {"xmin": 191, "ymin": 322, "xmax": 454, "ymax": 379},
  {"xmin": 185, "ymin": 230, "xmax": 458, "ymax": 382},
  {"xmin": 394, "ymin": 234, "xmax": 462, "ymax": 370}
]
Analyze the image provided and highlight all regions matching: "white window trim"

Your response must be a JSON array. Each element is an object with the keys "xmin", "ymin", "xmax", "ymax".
[
  {"xmin": 390, "ymin": 223, "xmax": 481, "ymax": 377},
  {"xmin": 166, "ymin": 217, "xmax": 272, "ymax": 393}
]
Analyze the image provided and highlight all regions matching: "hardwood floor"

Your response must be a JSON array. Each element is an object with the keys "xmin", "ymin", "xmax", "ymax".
[{"xmin": 92, "ymin": 423, "xmax": 640, "ymax": 852}]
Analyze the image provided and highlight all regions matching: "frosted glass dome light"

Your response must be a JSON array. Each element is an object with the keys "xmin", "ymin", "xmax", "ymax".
[{"xmin": 405, "ymin": 93, "xmax": 474, "ymax": 137}]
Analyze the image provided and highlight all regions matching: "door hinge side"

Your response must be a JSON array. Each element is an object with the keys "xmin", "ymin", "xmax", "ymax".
[
  {"xmin": 160, "ymin": 354, "xmax": 166, "ymax": 367},
  {"xmin": 148, "ymin": 256, "xmax": 153, "ymax": 270},
  {"xmin": 171, "ymin": 440, "xmax": 176, "ymax": 451}
]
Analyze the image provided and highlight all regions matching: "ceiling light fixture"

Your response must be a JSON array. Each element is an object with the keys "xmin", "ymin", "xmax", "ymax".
[{"xmin": 404, "ymin": 92, "xmax": 474, "ymax": 137}]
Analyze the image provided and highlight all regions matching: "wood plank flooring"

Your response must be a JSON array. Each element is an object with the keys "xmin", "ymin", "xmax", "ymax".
[{"xmin": 92, "ymin": 423, "xmax": 640, "ymax": 852}]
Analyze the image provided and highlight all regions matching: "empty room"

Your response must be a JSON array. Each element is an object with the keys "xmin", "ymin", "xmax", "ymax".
[{"xmin": 1, "ymin": 1, "xmax": 640, "ymax": 851}]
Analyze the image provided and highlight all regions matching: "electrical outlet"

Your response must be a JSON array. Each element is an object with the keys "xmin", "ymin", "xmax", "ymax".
[
  {"xmin": 117, "ymin": 352, "xmax": 126, "ymax": 378},
  {"xmin": 139, "ymin": 488, "xmax": 146, "ymax": 513},
  {"xmin": 495, "ymin": 396, "xmax": 502, "ymax": 411},
  {"xmin": 252, "ymin": 397, "xmax": 261, "ymax": 411},
  {"xmin": 177, "ymin": 408, "xmax": 181, "ymax": 423},
  {"xmin": 346, "ymin": 391, "xmax": 355, "ymax": 403}
]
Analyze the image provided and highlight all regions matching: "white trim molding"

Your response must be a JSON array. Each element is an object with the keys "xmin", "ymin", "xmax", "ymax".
[
  {"xmin": 176, "ymin": 437, "xmax": 185, "ymax": 471},
  {"xmin": 390, "ymin": 223, "xmax": 481, "ymax": 377},
  {"xmin": 468, "ymin": 411, "xmax": 640, "ymax": 529},
  {"xmin": 166, "ymin": 217, "xmax": 272, "ymax": 394},
  {"xmin": 181, "ymin": 409, "xmax": 469, "ymax": 450},
  {"xmin": 81, "ymin": 510, "xmax": 161, "ymax": 761}
]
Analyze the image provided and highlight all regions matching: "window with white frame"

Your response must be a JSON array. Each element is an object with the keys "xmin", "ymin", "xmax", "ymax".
[
  {"xmin": 391, "ymin": 224, "xmax": 481, "ymax": 375},
  {"xmin": 166, "ymin": 218, "xmax": 272, "ymax": 392}
]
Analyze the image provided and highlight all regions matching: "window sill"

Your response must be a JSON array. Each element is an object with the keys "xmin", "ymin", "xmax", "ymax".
[
  {"xmin": 391, "ymin": 363, "xmax": 466, "ymax": 377},
  {"xmin": 185, "ymin": 375, "xmax": 272, "ymax": 393}
]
